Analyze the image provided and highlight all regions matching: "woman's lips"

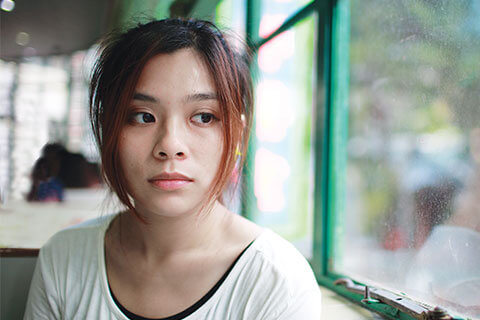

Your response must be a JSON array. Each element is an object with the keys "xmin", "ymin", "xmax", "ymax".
[
  {"xmin": 149, "ymin": 179, "xmax": 192, "ymax": 191},
  {"xmin": 148, "ymin": 172, "xmax": 193, "ymax": 191}
]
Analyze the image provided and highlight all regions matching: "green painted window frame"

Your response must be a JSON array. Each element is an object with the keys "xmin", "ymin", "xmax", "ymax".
[{"xmin": 243, "ymin": 1, "xmax": 465, "ymax": 319}]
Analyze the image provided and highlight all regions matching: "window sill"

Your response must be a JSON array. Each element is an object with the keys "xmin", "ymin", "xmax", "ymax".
[{"xmin": 320, "ymin": 286, "xmax": 386, "ymax": 319}]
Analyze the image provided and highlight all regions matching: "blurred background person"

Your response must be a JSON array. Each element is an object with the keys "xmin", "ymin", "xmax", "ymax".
[
  {"xmin": 26, "ymin": 157, "xmax": 64, "ymax": 202},
  {"xmin": 26, "ymin": 143, "xmax": 102, "ymax": 202}
]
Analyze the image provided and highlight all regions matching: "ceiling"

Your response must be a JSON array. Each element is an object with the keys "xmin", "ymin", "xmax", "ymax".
[
  {"xmin": 0, "ymin": 0, "xmax": 220, "ymax": 61},
  {"xmin": 0, "ymin": 0, "xmax": 116, "ymax": 61}
]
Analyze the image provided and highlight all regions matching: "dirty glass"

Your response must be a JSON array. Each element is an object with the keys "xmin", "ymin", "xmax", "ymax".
[{"xmin": 333, "ymin": 1, "xmax": 480, "ymax": 318}]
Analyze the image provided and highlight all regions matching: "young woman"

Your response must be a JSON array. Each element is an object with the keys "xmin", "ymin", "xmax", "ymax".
[{"xmin": 24, "ymin": 18, "xmax": 322, "ymax": 319}]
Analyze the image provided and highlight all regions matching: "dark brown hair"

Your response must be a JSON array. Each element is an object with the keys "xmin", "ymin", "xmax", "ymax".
[{"xmin": 89, "ymin": 18, "xmax": 253, "ymax": 221}]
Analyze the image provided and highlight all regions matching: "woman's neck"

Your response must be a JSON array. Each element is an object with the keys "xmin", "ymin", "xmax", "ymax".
[{"xmin": 115, "ymin": 201, "xmax": 231, "ymax": 263}]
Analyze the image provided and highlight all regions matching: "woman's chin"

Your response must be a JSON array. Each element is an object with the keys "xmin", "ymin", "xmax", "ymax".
[{"xmin": 134, "ymin": 199, "xmax": 203, "ymax": 220}]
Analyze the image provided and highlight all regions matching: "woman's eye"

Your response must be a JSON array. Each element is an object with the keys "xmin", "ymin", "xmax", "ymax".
[
  {"xmin": 131, "ymin": 112, "xmax": 155, "ymax": 124},
  {"xmin": 192, "ymin": 113, "xmax": 217, "ymax": 125}
]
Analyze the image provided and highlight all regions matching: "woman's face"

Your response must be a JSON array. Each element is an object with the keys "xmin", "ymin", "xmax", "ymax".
[{"xmin": 118, "ymin": 48, "xmax": 224, "ymax": 219}]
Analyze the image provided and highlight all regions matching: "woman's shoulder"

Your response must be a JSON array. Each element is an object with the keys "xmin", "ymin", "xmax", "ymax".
[
  {"xmin": 224, "ymin": 229, "xmax": 321, "ymax": 318},
  {"xmin": 240, "ymin": 229, "xmax": 319, "ymax": 291},
  {"xmin": 226, "ymin": 213, "xmax": 315, "ymax": 283},
  {"xmin": 251, "ymin": 230, "xmax": 312, "ymax": 271},
  {"xmin": 40, "ymin": 214, "xmax": 115, "ymax": 256}
]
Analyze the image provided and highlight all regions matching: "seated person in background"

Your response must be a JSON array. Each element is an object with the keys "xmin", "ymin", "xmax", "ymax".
[
  {"xmin": 24, "ymin": 18, "xmax": 322, "ymax": 320},
  {"xmin": 58, "ymin": 151, "xmax": 102, "ymax": 188},
  {"xmin": 27, "ymin": 143, "xmax": 102, "ymax": 202},
  {"xmin": 26, "ymin": 157, "xmax": 64, "ymax": 202}
]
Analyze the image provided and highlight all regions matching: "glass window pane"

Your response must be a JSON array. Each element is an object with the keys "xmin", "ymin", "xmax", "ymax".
[
  {"xmin": 252, "ymin": 13, "xmax": 315, "ymax": 258},
  {"xmin": 337, "ymin": 1, "xmax": 480, "ymax": 318},
  {"xmin": 216, "ymin": 0, "xmax": 316, "ymax": 258},
  {"xmin": 259, "ymin": 0, "xmax": 311, "ymax": 39},
  {"xmin": 216, "ymin": 0, "xmax": 246, "ymax": 42}
]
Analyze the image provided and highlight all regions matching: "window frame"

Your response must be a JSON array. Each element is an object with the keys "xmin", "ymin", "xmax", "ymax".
[{"xmin": 244, "ymin": 0, "xmax": 464, "ymax": 319}]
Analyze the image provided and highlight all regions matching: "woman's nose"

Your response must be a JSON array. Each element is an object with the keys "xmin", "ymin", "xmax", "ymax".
[
  {"xmin": 157, "ymin": 151, "xmax": 185, "ymax": 160},
  {"xmin": 153, "ymin": 120, "xmax": 187, "ymax": 160}
]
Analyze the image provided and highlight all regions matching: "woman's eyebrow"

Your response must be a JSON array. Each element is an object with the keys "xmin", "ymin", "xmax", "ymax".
[
  {"xmin": 133, "ymin": 92, "xmax": 158, "ymax": 103},
  {"xmin": 184, "ymin": 92, "xmax": 217, "ymax": 103},
  {"xmin": 132, "ymin": 92, "xmax": 217, "ymax": 104}
]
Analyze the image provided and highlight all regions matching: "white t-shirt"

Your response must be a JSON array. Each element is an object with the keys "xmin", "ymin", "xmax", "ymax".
[{"xmin": 24, "ymin": 214, "xmax": 321, "ymax": 319}]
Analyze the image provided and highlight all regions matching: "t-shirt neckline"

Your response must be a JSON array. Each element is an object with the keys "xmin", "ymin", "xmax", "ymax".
[
  {"xmin": 97, "ymin": 214, "xmax": 267, "ymax": 320},
  {"xmin": 108, "ymin": 239, "xmax": 254, "ymax": 320}
]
